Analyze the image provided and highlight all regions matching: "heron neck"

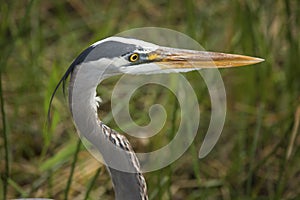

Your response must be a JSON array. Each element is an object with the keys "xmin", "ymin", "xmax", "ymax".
[{"xmin": 69, "ymin": 63, "xmax": 147, "ymax": 200}]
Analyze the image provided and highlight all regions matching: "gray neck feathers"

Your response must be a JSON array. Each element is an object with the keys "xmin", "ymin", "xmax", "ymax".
[{"xmin": 69, "ymin": 63, "xmax": 148, "ymax": 200}]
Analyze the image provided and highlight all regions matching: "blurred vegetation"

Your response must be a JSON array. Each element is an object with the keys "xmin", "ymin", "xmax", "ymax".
[{"xmin": 0, "ymin": 0, "xmax": 299, "ymax": 199}]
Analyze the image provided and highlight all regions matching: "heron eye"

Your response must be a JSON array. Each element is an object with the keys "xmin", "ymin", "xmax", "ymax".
[{"xmin": 128, "ymin": 53, "xmax": 139, "ymax": 62}]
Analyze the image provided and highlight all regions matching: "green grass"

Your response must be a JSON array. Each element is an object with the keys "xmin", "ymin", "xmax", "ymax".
[{"xmin": 1, "ymin": 0, "xmax": 300, "ymax": 199}]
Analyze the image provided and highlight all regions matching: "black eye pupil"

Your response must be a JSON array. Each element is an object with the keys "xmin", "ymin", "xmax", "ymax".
[{"xmin": 130, "ymin": 54, "xmax": 139, "ymax": 61}]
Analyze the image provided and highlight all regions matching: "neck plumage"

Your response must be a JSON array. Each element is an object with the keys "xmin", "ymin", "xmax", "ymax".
[{"xmin": 69, "ymin": 63, "xmax": 148, "ymax": 200}]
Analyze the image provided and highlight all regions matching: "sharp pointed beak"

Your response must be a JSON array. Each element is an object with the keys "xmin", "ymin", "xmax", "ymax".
[{"xmin": 148, "ymin": 47, "xmax": 264, "ymax": 69}]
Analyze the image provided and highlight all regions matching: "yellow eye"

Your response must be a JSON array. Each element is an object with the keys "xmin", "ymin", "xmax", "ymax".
[{"xmin": 129, "ymin": 53, "xmax": 139, "ymax": 62}]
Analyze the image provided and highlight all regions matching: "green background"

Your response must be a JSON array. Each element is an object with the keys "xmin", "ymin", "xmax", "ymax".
[{"xmin": 0, "ymin": 0, "xmax": 299, "ymax": 199}]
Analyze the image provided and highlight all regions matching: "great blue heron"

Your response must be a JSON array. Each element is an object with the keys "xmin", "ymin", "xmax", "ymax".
[{"xmin": 49, "ymin": 36, "xmax": 263, "ymax": 200}]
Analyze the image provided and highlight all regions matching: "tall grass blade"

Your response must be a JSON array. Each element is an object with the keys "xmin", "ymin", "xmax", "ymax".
[{"xmin": 64, "ymin": 139, "xmax": 82, "ymax": 200}]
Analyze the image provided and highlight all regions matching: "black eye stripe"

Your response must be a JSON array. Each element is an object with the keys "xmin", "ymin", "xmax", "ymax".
[{"xmin": 121, "ymin": 52, "xmax": 132, "ymax": 57}]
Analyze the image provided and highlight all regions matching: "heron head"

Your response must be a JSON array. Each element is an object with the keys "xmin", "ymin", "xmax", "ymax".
[
  {"xmin": 73, "ymin": 36, "xmax": 263, "ymax": 77},
  {"xmin": 48, "ymin": 36, "xmax": 264, "ymax": 115}
]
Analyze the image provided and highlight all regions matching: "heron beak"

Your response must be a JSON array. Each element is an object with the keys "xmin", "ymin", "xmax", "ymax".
[{"xmin": 148, "ymin": 47, "xmax": 264, "ymax": 69}]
